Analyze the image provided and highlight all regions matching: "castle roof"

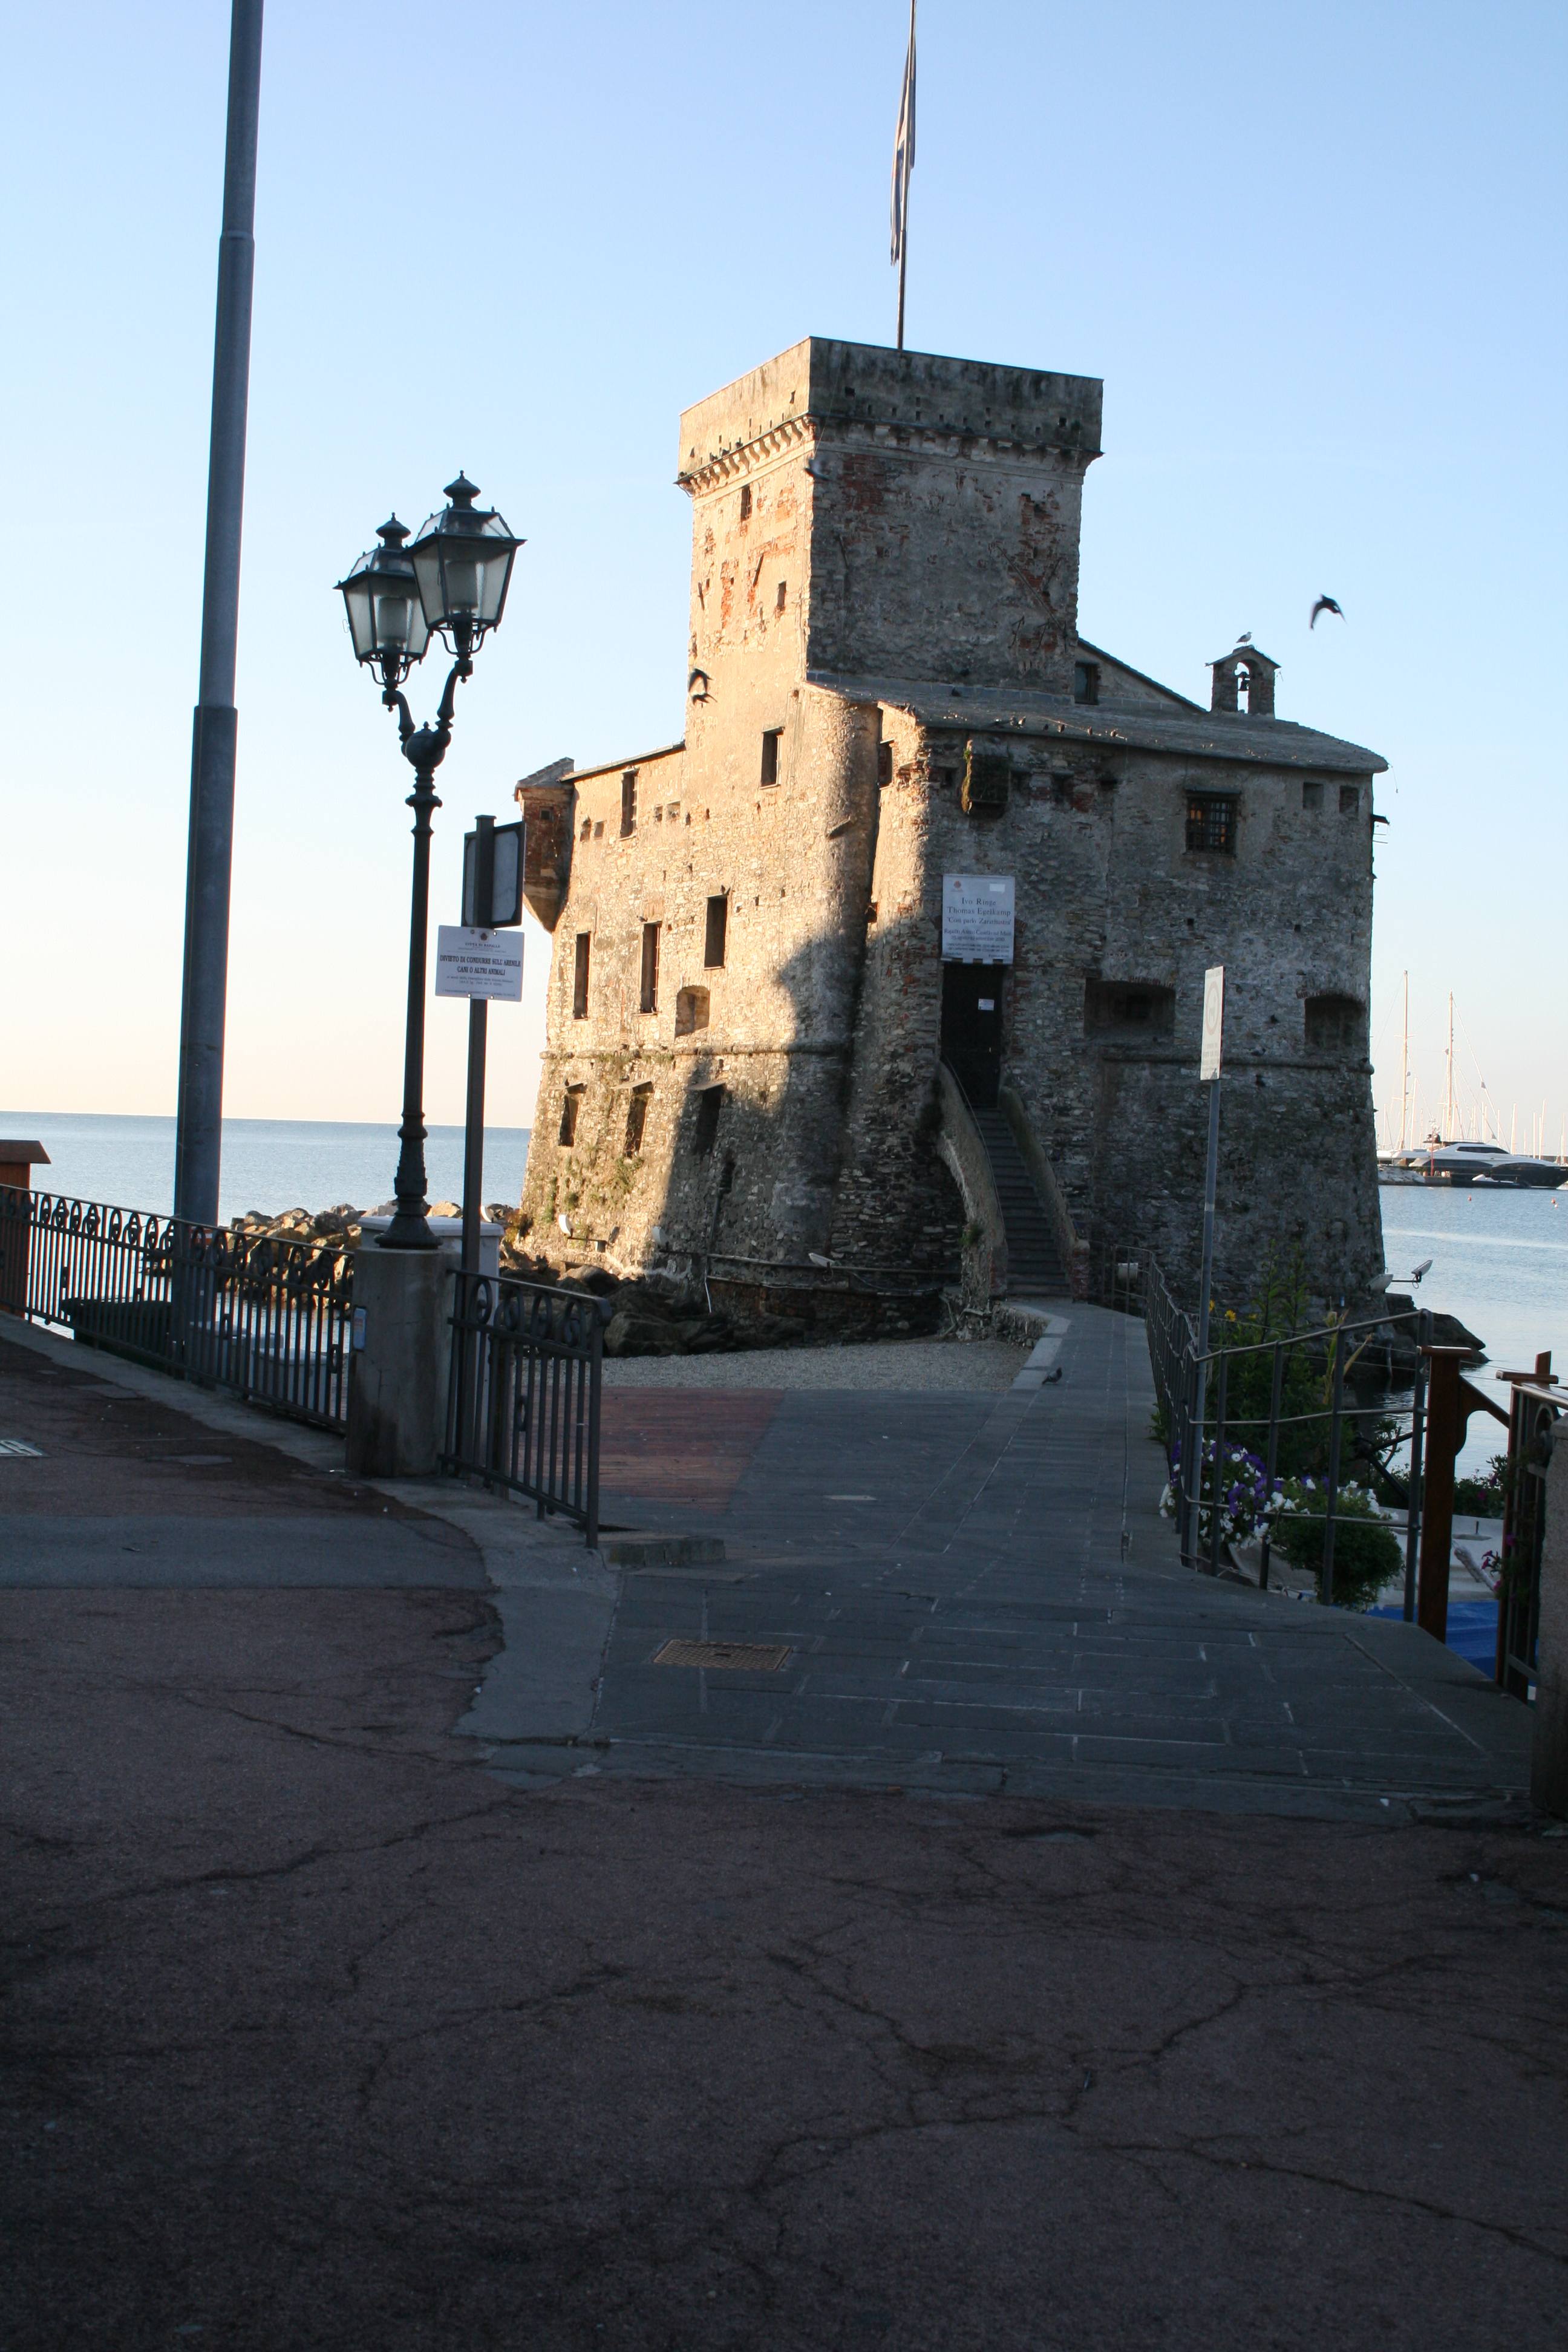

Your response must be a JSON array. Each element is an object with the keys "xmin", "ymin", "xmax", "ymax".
[{"xmin": 808, "ymin": 671, "xmax": 1387, "ymax": 775}]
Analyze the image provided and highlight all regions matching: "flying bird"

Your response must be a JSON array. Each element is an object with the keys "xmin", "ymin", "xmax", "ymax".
[{"xmin": 1310, "ymin": 595, "xmax": 1345, "ymax": 630}]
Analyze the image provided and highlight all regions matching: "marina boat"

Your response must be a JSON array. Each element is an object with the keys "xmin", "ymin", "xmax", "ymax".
[{"xmin": 1399, "ymin": 1140, "xmax": 1566, "ymax": 1189}]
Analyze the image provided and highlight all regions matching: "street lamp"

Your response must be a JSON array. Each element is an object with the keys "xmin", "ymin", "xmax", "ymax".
[{"xmin": 336, "ymin": 477, "xmax": 521, "ymax": 1250}]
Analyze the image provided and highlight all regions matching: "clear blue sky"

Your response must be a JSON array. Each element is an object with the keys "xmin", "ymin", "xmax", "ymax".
[{"xmin": 3, "ymin": 1, "xmax": 1563, "ymax": 1151}]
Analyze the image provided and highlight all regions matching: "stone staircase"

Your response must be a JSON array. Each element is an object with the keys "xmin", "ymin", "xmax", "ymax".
[{"xmin": 971, "ymin": 1107, "xmax": 1068, "ymax": 1296}]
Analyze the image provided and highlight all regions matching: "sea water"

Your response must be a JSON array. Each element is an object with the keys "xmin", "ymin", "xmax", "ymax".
[
  {"xmin": 0, "ymin": 1112, "xmax": 532, "ymax": 1225},
  {"xmin": 1379, "ymin": 1182, "xmax": 1568, "ymax": 1477}
]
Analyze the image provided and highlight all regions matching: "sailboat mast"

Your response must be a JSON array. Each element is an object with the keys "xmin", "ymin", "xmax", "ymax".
[
  {"xmin": 1399, "ymin": 972, "xmax": 1409, "ymax": 1151},
  {"xmin": 1445, "ymin": 994, "xmax": 1455, "ymax": 1140}
]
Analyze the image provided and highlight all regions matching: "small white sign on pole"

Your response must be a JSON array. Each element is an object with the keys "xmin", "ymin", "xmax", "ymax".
[
  {"xmin": 1200, "ymin": 964, "xmax": 1225, "ymax": 1081},
  {"xmin": 434, "ymin": 926, "xmax": 524, "ymax": 1001},
  {"xmin": 942, "ymin": 873, "xmax": 1015, "ymax": 964}
]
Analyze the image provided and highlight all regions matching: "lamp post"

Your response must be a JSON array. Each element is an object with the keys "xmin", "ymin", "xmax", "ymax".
[{"xmin": 336, "ymin": 476, "xmax": 521, "ymax": 1250}]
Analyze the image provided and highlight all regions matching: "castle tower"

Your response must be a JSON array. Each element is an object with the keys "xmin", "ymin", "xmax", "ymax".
[{"xmin": 519, "ymin": 338, "xmax": 1385, "ymax": 1318}]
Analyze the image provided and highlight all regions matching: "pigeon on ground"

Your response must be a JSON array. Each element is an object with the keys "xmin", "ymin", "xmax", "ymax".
[{"xmin": 1310, "ymin": 595, "xmax": 1345, "ymax": 629}]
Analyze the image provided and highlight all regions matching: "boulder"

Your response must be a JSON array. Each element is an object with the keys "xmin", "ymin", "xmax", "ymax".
[{"xmin": 604, "ymin": 1311, "xmax": 686, "ymax": 1359}]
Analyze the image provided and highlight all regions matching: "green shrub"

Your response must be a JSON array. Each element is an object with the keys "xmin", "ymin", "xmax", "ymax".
[
  {"xmin": 1270, "ymin": 1478, "xmax": 1402, "ymax": 1610},
  {"xmin": 1452, "ymin": 1454, "xmax": 1507, "ymax": 1517}
]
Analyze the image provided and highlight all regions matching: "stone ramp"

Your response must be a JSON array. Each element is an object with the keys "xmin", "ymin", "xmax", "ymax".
[{"xmin": 483, "ymin": 1308, "xmax": 1533, "ymax": 1819}]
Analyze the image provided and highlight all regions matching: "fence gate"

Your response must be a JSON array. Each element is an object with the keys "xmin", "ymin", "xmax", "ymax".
[{"xmin": 443, "ymin": 1270, "xmax": 609, "ymax": 1544}]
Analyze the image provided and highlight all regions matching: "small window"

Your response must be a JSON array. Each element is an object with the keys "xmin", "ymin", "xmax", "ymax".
[
  {"xmin": 760, "ymin": 728, "xmax": 782, "ymax": 786},
  {"xmin": 675, "ymin": 986, "xmax": 710, "ymax": 1037},
  {"xmin": 1085, "ymin": 979, "xmax": 1176, "ymax": 1036},
  {"xmin": 592, "ymin": 820, "xmax": 604, "ymax": 840},
  {"xmin": 639, "ymin": 921, "xmax": 660, "ymax": 1014},
  {"xmin": 961, "ymin": 746, "xmax": 1011, "ymax": 815},
  {"xmin": 1073, "ymin": 661, "xmax": 1100, "ymax": 707},
  {"xmin": 1305, "ymin": 994, "xmax": 1366, "ymax": 1053},
  {"xmin": 1302, "ymin": 780, "xmax": 1323, "ymax": 812},
  {"xmin": 624, "ymin": 1083, "xmax": 652, "ymax": 1157},
  {"xmin": 1339, "ymin": 784, "xmax": 1360, "ymax": 815},
  {"xmin": 579, "ymin": 816, "xmax": 592, "ymax": 841},
  {"xmin": 572, "ymin": 933, "xmax": 591, "ymax": 1020},
  {"xmin": 775, "ymin": 580, "xmax": 787, "ymax": 615},
  {"xmin": 693, "ymin": 1085, "xmax": 725, "ymax": 1157},
  {"xmin": 719, "ymin": 1154, "xmax": 737, "ymax": 1197},
  {"xmin": 739, "ymin": 483, "xmax": 752, "ymax": 521},
  {"xmin": 876, "ymin": 741, "xmax": 894, "ymax": 786},
  {"xmin": 558, "ymin": 1086, "xmax": 583, "ymax": 1147},
  {"xmin": 932, "ymin": 766, "xmax": 957, "ymax": 790},
  {"xmin": 1051, "ymin": 773, "xmax": 1074, "ymax": 808},
  {"xmin": 620, "ymin": 770, "xmax": 638, "ymax": 836},
  {"xmin": 1185, "ymin": 792, "xmax": 1236, "ymax": 855},
  {"xmin": 704, "ymin": 894, "xmax": 728, "ymax": 967}
]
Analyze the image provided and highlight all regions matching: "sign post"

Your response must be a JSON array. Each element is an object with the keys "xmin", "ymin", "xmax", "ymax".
[
  {"xmin": 434, "ymin": 815, "xmax": 526, "ymax": 1276},
  {"xmin": 1184, "ymin": 966, "xmax": 1225, "ymax": 1568}
]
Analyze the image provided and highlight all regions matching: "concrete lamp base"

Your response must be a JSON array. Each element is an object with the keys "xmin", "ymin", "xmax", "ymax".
[{"xmin": 346, "ymin": 1243, "xmax": 458, "ymax": 1479}]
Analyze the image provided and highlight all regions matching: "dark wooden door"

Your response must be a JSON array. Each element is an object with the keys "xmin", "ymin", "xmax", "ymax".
[{"xmin": 941, "ymin": 964, "xmax": 1006, "ymax": 1108}]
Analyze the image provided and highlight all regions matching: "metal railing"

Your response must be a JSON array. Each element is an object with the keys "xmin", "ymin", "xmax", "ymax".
[
  {"xmin": 443, "ymin": 1269, "xmax": 609, "ymax": 1543},
  {"xmin": 1144, "ymin": 1257, "xmax": 1429, "ymax": 1609},
  {"xmin": 1497, "ymin": 1376, "xmax": 1563, "ymax": 1699},
  {"xmin": 0, "ymin": 1184, "xmax": 354, "ymax": 1429}
]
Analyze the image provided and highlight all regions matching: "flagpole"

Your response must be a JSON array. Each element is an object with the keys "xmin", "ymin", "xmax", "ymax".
[{"xmin": 894, "ymin": 0, "xmax": 915, "ymax": 351}]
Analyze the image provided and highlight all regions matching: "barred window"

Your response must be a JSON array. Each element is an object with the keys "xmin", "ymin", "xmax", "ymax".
[
  {"xmin": 1185, "ymin": 792, "xmax": 1236, "ymax": 854},
  {"xmin": 639, "ymin": 922, "xmax": 660, "ymax": 1014},
  {"xmin": 620, "ymin": 770, "xmax": 638, "ymax": 836},
  {"xmin": 572, "ymin": 933, "xmax": 590, "ymax": 1020}
]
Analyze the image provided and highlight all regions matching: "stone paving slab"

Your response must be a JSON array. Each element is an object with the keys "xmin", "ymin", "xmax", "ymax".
[{"xmin": 482, "ymin": 1307, "xmax": 1534, "ymax": 1820}]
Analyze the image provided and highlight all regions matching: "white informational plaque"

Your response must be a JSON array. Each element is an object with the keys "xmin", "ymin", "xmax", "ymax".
[
  {"xmin": 942, "ymin": 873, "xmax": 1015, "ymax": 963},
  {"xmin": 1200, "ymin": 964, "xmax": 1225, "ymax": 1080},
  {"xmin": 434, "ymin": 926, "xmax": 524, "ymax": 1001}
]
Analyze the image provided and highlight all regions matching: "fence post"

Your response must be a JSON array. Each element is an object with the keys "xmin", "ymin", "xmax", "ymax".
[
  {"xmin": 1207, "ymin": 1350, "xmax": 1229, "ymax": 1576},
  {"xmin": 1402, "ymin": 1310, "xmax": 1429, "ymax": 1622},
  {"xmin": 1417, "ymin": 1348, "xmax": 1467, "ymax": 1644},
  {"xmin": 1260, "ymin": 1339, "xmax": 1284, "ymax": 1592},
  {"xmin": 1319, "ymin": 1336, "xmax": 1345, "ymax": 1606},
  {"xmin": 1181, "ymin": 1353, "xmax": 1204, "ymax": 1569}
]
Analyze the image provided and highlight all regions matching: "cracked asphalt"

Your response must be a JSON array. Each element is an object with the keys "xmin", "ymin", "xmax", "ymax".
[{"xmin": 3, "ymin": 1332, "xmax": 1567, "ymax": 2348}]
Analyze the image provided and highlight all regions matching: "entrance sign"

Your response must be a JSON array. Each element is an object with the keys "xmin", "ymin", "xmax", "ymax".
[
  {"xmin": 435, "ymin": 926, "xmax": 524, "ymax": 1001},
  {"xmin": 942, "ymin": 873, "xmax": 1015, "ymax": 964},
  {"xmin": 1200, "ymin": 964, "xmax": 1225, "ymax": 1081}
]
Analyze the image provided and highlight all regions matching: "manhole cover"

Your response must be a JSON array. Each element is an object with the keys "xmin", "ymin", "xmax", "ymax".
[
  {"xmin": 0, "ymin": 1440, "xmax": 43, "ymax": 1458},
  {"xmin": 653, "ymin": 1638, "xmax": 792, "ymax": 1672}
]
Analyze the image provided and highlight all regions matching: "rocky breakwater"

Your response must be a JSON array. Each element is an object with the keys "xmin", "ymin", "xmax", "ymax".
[
  {"xmin": 223, "ymin": 1207, "xmax": 802, "ymax": 1359},
  {"xmin": 501, "ymin": 1256, "xmax": 809, "ymax": 1360}
]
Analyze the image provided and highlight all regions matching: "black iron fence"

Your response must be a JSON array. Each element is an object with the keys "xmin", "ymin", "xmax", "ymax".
[
  {"xmin": 1143, "ymin": 1257, "xmax": 1429, "ymax": 1609},
  {"xmin": 443, "ymin": 1270, "xmax": 609, "ymax": 1542},
  {"xmin": 0, "ymin": 1185, "xmax": 354, "ymax": 1429},
  {"xmin": 1144, "ymin": 1256, "xmax": 1561, "ymax": 1706}
]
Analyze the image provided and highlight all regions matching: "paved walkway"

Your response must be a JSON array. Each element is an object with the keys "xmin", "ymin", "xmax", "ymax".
[
  {"xmin": 476, "ymin": 1308, "xmax": 1533, "ymax": 1820},
  {"xmin": 3, "ymin": 1312, "xmax": 1565, "ymax": 2351}
]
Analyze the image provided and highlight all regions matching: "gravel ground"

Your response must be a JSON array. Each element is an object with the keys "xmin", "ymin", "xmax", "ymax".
[{"xmin": 601, "ymin": 1334, "xmax": 1030, "ymax": 1391}]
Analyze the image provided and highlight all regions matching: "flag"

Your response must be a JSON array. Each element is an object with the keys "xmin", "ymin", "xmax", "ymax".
[{"xmin": 890, "ymin": 2, "xmax": 916, "ymax": 266}]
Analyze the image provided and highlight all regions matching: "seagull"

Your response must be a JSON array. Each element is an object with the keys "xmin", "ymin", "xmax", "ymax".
[{"xmin": 1310, "ymin": 595, "xmax": 1345, "ymax": 630}]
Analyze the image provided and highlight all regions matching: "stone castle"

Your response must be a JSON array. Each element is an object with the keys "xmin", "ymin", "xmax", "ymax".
[{"xmin": 514, "ymin": 336, "xmax": 1386, "ymax": 1316}]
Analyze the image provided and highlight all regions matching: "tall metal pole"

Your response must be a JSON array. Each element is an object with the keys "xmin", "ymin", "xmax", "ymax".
[
  {"xmin": 173, "ymin": 0, "xmax": 264, "ymax": 1227},
  {"xmin": 460, "ymin": 817, "xmax": 496, "ymax": 1278}
]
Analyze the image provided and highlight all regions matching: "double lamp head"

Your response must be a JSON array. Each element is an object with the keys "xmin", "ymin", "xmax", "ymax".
[{"xmin": 336, "ymin": 474, "xmax": 521, "ymax": 693}]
